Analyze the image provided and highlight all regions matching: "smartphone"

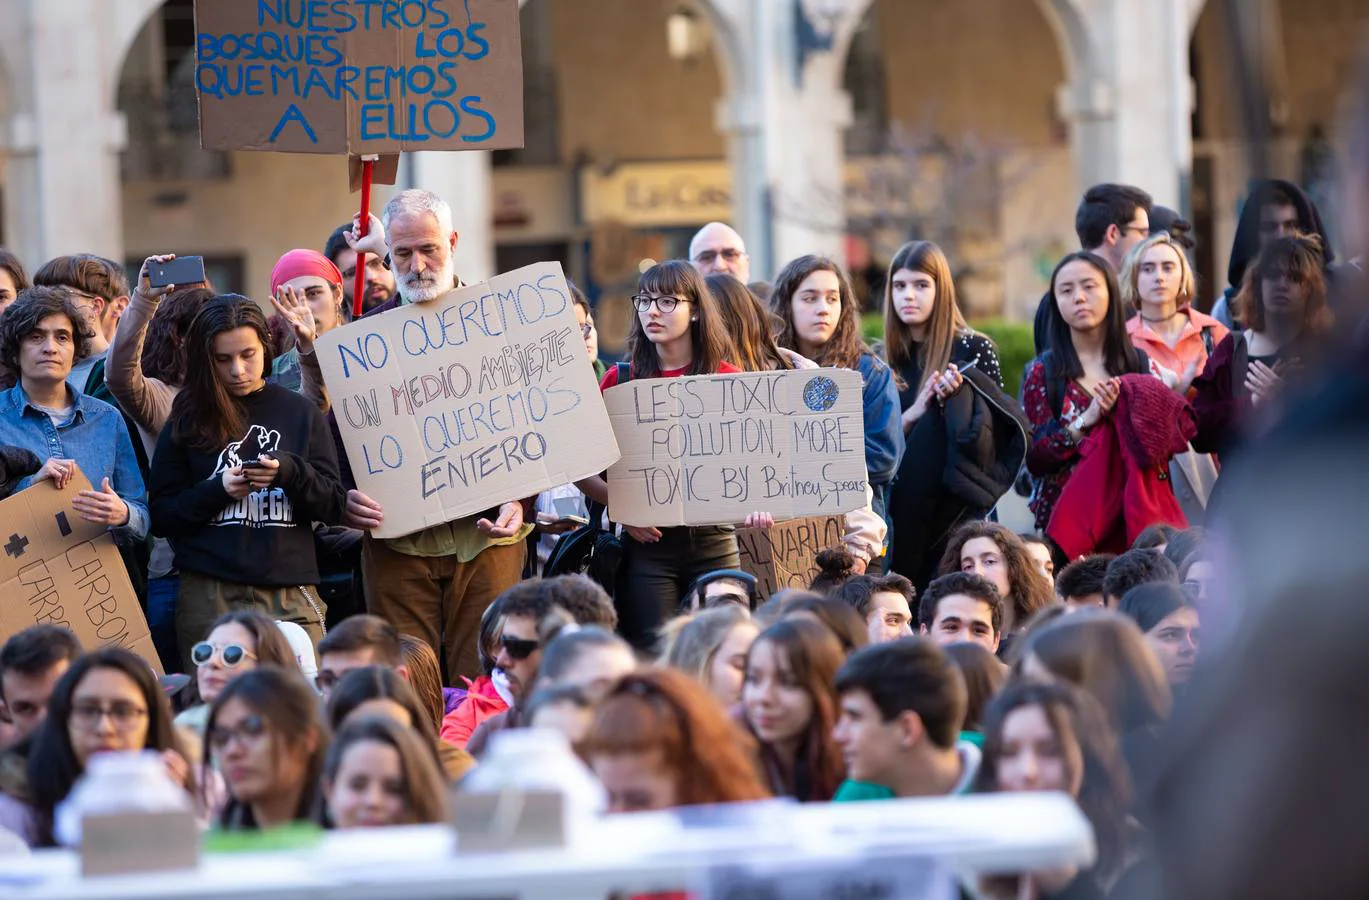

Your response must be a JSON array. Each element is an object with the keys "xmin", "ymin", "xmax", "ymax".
[
  {"xmin": 239, "ymin": 459, "xmax": 267, "ymax": 470},
  {"xmin": 148, "ymin": 256, "xmax": 206, "ymax": 289},
  {"xmin": 552, "ymin": 496, "xmax": 589, "ymax": 525}
]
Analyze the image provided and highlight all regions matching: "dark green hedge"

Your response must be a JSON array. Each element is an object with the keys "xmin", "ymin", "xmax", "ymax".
[{"xmin": 860, "ymin": 313, "xmax": 1034, "ymax": 398}]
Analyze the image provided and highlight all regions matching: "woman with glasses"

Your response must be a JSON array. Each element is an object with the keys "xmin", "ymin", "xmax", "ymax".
[
  {"xmin": 148, "ymin": 295, "xmax": 347, "ymax": 672},
  {"xmin": 205, "ymin": 666, "xmax": 329, "ymax": 831},
  {"xmin": 1, "ymin": 648, "xmax": 189, "ymax": 847},
  {"xmin": 770, "ymin": 256, "xmax": 904, "ymax": 553},
  {"xmin": 583, "ymin": 668, "xmax": 770, "ymax": 814},
  {"xmin": 174, "ymin": 610, "xmax": 301, "ymax": 737},
  {"xmin": 579, "ymin": 260, "xmax": 770, "ymax": 649}
]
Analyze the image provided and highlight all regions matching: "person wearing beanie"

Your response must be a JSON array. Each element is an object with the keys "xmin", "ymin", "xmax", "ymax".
[{"xmin": 267, "ymin": 249, "xmax": 345, "ymax": 402}]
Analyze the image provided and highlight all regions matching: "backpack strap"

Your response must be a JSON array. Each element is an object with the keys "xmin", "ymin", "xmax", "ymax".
[
  {"xmin": 1200, "ymin": 325, "xmax": 1215, "ymax": 357},
  {"xmin": 615, "ymin": 361, "xmax": 631, "ymax": 385},
  {"xmin": 1040, "ymin": 350, "xmax": 1065, "ymax": 421}
]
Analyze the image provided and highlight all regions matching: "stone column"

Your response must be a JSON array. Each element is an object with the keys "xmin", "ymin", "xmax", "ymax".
[
  {"xmin": 0, "ymin": 0, "xmax": 140, "ymax": 268},
  {"xmin": 1053, "ymin": 0, "xmax": 1195, "ymax": 209},
  {"xmin": 711, "ymin": 0, "xmax": 871, "ymax": 280}
]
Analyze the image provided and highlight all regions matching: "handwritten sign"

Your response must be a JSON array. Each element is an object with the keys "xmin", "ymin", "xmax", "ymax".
[
  {"xmin": 603, "ymin": 369, "xmax": 869, "ymax": 528},
  {"xmin": 315, "ymin": 262, "xmax": 619, "ymax": 539},
  {"xmin": 738, "ymin": 515, "xmax": 846, "ymax": 598},
  {"xmin": 0, "ymin": 470, "xmax": 161, "ymax": 674},
  {"xmin": 193, "ymin": 0, "xmax": 525, "ymax": 153}
]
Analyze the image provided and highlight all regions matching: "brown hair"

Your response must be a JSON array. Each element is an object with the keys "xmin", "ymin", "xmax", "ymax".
[
  {"xmin": 977, "ymin": 680, "xmax": 1131, "ymax": 880},
  {"xmin": 1237, "ymin": 233, "xmax": 1333, "ymax": 335},
  {"xmin": 318, "ymin": 615, "xmax": 404, "ymax": 669},
  {"xmin": 322, "ymin": 714, "xmax": 449, "ymax": 826},
  {"xmin": 744, "ymin": 618, "xmax": 846, "ymax": 802},
  {"xmin": 705, "ymin": 273, "xmax": 793, "ymax": 372},
  {"xmin": 626, "ymin": 260, "xmax": 736, "ymax": 378},
  {"xmin": 0, "ymin": 248, "xmax": 30, "ymax": 294},
  {"xmin": 169, "ymin": 295, "xmax": 276, "ymax": 452},
  {"xmin": 203, "ymin": 610, "xmax": 300, "ymax": 671},
  {"xmin": 880, "ymin": 241, "xmax": 970, "ymax": 393},
  {"xmin": 584, "ymin": 667, "xmax": 771, "ymax": 806},
  {"xmin": 33, "ymin": 254, "xmax": 130, "ymax": 305},
  {"xmin": 142, "ymin": 286, "xmax": 215, "ymax": 386},
  {"xmin": 942, "ymin": 641, "xmax": 1006, "ymax": 732},
  {"xmin": 1016, "ymin": 609, "xmax": 1172, "ymax": 735},
  {"xmin": 937, "ymin": 522, "xmax": 1056, "ymax": 629},
  {"xmin": 771, "ymin": 255, "xmax": 870, "ymax": 370},
  {"xmin": 398, "ymin": 634, "xmax": 445, "ymax": 734},
  {"xmin": 207, "ymin": 667, "xmax": 330, "ymax": 829}
]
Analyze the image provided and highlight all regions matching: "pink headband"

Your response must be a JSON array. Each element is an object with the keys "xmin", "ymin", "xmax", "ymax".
[{"xmin": 270, "ymin": 249, "xmax": 342, "ymax": 295}]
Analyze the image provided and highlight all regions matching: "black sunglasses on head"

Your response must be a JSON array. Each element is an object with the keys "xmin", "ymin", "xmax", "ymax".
[{"xmin": 500, "ymin": 634, "xmax": 539, "ymax": 661}]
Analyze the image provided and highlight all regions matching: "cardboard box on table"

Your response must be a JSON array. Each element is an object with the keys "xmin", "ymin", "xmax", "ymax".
[{"xmin": 0, "ymin": 469, "xmax": 161, "ymax": 673}]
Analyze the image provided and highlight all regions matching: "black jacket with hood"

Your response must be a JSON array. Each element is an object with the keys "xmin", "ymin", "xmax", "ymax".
[{"xmin": 1212, "ymin": 178, "xmax": 1336, "ymax": 328}]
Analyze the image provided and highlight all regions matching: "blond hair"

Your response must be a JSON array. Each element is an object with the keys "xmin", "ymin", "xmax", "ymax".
[{"xmin": 1120, "ymin": 233, "xmax": 1196, "ymax": 312}]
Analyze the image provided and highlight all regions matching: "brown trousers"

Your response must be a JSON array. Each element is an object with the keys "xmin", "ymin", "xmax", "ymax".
[
  {"xmin": 176, "ymin": 572, "xmax": 326, "ymax": 674},
  {"xmin": 361, "ymin": 535, "xmax": 525, "ymax": 682}
]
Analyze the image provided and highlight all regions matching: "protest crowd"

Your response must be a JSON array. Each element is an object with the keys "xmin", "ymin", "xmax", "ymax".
[{"xmin": 0, "ymin": 149, "xmax": 1363, "ymax": 898}]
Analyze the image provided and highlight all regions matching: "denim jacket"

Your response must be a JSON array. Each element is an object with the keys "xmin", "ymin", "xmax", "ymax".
[{"xmin": 0, "ymin": 384, "xmax": 149, "ymax": 542}]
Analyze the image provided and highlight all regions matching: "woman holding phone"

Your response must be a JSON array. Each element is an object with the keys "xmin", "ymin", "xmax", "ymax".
[{"xmin": 149, "ymin": 295, "xmax": 347, "ymax": 671}]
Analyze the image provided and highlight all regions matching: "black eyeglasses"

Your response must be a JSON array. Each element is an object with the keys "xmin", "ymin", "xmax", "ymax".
[
  {"xmin": 694, "ymin": 249, "xmax": 745, "ymax": 266},
  {"xmin": 632, "ymin": 294, "xmax": 688, "ymax": 314},
  {"xmin": 208, "ymin": 713, "xmax": 268, "ymax": 752},
  {"xmin": 500, "ymin": 634, "xmax": 540, "ymax": 661},
  {"xmin": 190, "ymin": 641, "xmax": 255, "ymax": 668}
]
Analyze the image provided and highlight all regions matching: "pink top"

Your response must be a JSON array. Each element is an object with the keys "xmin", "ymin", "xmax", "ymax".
[{"xmin": 1126, "ymin": 306, "xmax": 1230, "ymax": 378}]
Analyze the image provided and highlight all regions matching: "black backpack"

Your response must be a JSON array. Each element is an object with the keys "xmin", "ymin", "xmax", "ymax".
[{"xmin": 541, "ymin": 364, "xmax": 629, "ymax": 595}]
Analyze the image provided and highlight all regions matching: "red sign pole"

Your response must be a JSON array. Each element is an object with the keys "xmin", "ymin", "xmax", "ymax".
[{"xmin": 352, "ymin": 155, "xmax": 377, "ymax": 320}]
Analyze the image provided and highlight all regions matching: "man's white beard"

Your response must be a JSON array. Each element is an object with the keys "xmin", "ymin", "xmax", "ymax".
[{"xmin": 397, "ymin": 255, "xmax": 456, "ymax": 304}]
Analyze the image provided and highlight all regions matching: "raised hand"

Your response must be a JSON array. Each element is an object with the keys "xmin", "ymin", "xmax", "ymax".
[
  {"xmin": 270, "ymin": 286, "xmax": 318, "ymax": 354},
  {"xmin": 135, "ymin": 254, "xmax": 177, "ymax": 299}
]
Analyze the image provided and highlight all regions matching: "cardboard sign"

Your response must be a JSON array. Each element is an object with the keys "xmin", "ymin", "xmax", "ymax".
[
  {"xmin": 603, "ymin": 369, "xmax": 869, "ymax": 528},
  {"xmin": 193, "ymin": 0, "xmax": 525, "ymax": 154},
  {"xmin": 314, "ymin": 262, "xmax": 620, "ymax": 539},
  {"xmin": 0, "ymin": 471, "xmax": 162, "ymax": 674},
  {"xmin": 737, "ymin": 515, "xmax": 846, "ymax": 598},
  {"xmin": 82, "ymin": 811, "xmax": 199, "ymax": 877}
]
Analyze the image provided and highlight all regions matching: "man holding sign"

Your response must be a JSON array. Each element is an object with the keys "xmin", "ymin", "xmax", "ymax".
[{"xmin": 318, "ymin": 191, "xmax": 534, "ymax": 681}]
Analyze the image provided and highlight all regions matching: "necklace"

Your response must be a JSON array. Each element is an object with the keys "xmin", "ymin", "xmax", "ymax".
[{"xmin": 1140, "ymin": 309, "xmax": 1183, "ymax": 324}]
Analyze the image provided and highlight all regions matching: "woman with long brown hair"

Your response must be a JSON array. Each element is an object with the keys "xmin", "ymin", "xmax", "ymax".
[
  {"xmin": 705, "ymin": 273, "xmax": 803, "ymax": 373},
  {"xmin": 741, "ymin": 617, "xmax": 846, "ymax": 802},
  {"xmin": 938, "ymin": 521, "xmax": 1055, "ymax": 636},
  {"xmin": 976, "ymin": 680, "xmax": 1133, "ymax": 896},
  {"xmin": 149, "ymin": 296, "xmax": 346, "ymax": 671},
  {"xmin": 584, "ymin": 667, "xmax": 770, "ymax": 813},
  {"xmin": 770, "ymin": 255, "xmax": 904, "ymax": 535},
  {"xmin": 321, "ymin": 714, "xmax": 449, "ymax": 828},
  {"xmin": 579, "ymin": 261, "xmax": 771, "ymax": 649},
  {"xmin": 880, "ymin": 241, "xmax": 1026, "ymax": 592}
]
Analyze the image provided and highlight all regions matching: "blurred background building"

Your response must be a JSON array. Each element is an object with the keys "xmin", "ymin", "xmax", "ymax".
[{"xmin": 0, "ymin": 0, "xmax": 1362, "ymax": 359}]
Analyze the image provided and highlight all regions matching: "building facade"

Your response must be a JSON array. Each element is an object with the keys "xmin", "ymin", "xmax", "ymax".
[{"xmin": 0, "ymin": 0, "xmax": 1361, "ymax": 356}]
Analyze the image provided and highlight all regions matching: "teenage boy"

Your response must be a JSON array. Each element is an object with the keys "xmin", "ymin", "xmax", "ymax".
[
  {"xmin": 832, "ymin": 638, "xmax": 979, "ymax": 801},
  {"xmin": 837, "ymin": 573, "xmax": 916, "ymax": 644},
  {"xmin": 0, "ymin": 288, "xmax": 148, "ymax": 544},
  {"xmin": 315, "ymin": 614, "xmax": 408, "ymax": 697},
  {"xmin": 1056, "ymin": 554, "xmax": 1116, "ymax": 609},
  {"xmin": 919, "ymin": 572, "xmax": 1004, "ymax": 655},
  {"xmin": 1103, "ymin": 549, "xmax": 1178, "ymax": 608},
  {"xmin": 0, "ymin": 626, "xmax": 82, "ymax": 744}
]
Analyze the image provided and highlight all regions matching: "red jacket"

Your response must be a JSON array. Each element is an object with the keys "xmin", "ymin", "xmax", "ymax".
[
  {"xmin": 439, "ymin": 676, "xmax": 509, "ymax": 749},
  {"xmin": 1047, "ymin": 374, "xmax": 1195, "ymax": 559}
]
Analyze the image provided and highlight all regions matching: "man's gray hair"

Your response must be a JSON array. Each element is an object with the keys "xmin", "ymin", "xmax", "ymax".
[{"xmin": 382, "ymin": 189, "xmax": 454, "ymax": 235}]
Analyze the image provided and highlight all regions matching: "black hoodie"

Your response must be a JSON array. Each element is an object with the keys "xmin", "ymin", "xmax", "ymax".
[
  {"xmin": 150, "ymin": 384, "xmax": 346, "ymax": 586},
  {"xmin": 1214, "ymin": 178, "xmax": 1336, "ymax": 327}
]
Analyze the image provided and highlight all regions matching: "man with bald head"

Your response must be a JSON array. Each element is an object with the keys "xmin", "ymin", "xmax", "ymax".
[{"xmin": 689, "ymin": 222, "xmax": 750, "ymax": 282}]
